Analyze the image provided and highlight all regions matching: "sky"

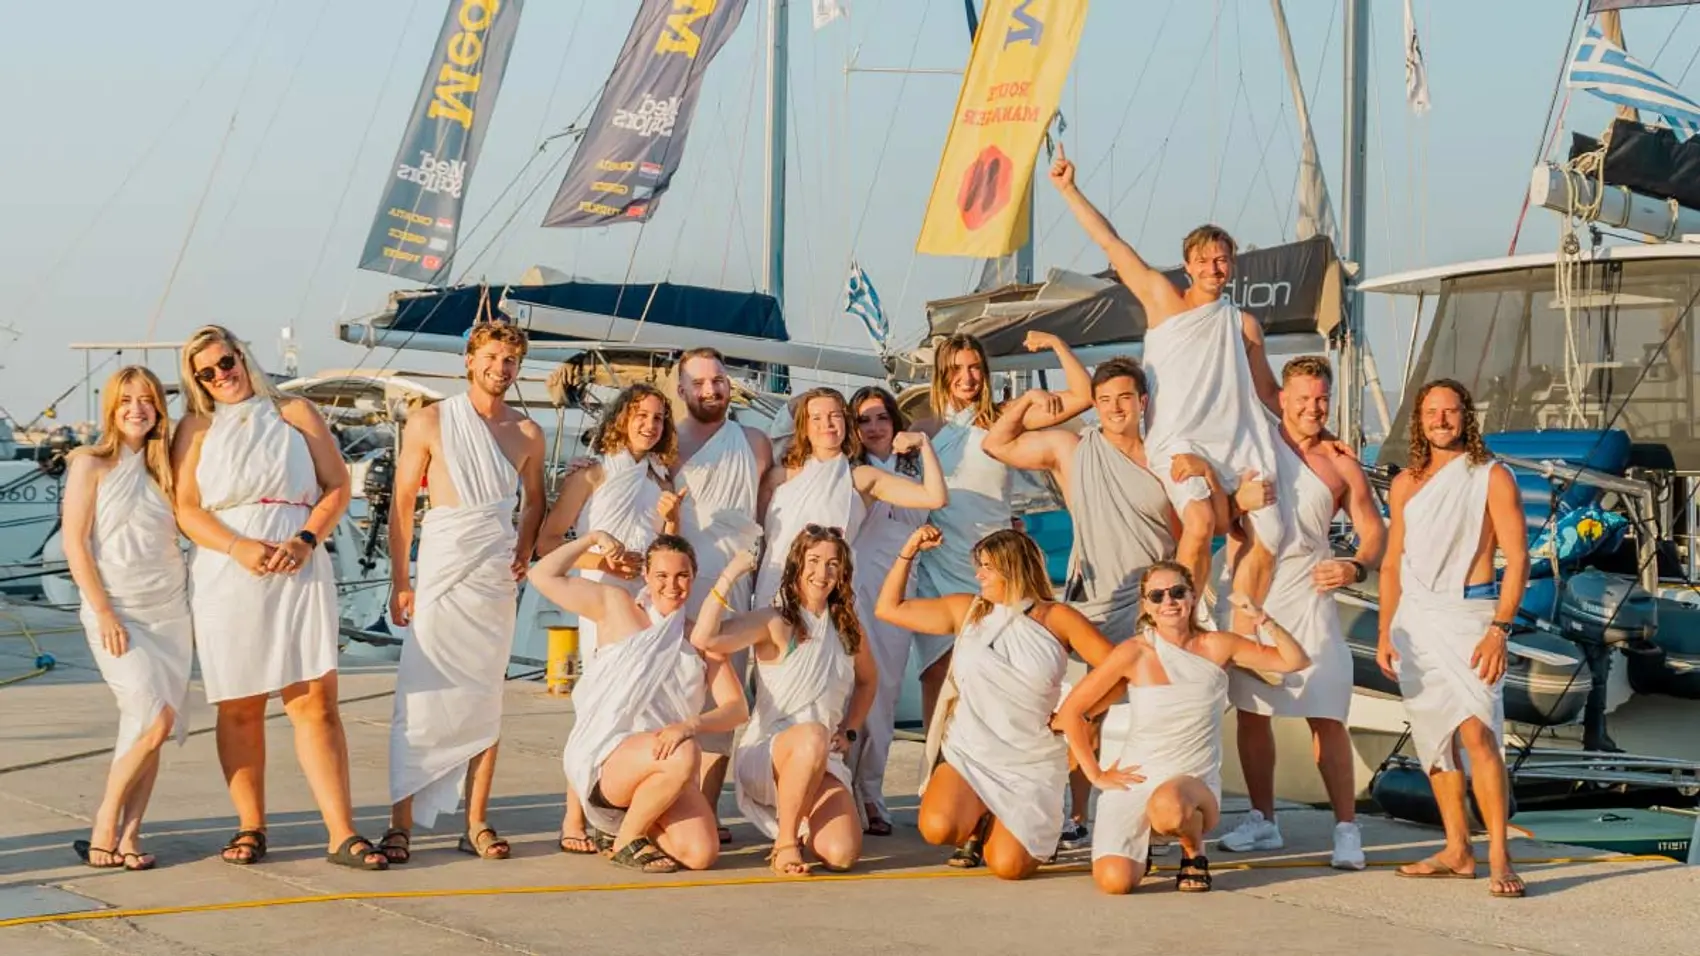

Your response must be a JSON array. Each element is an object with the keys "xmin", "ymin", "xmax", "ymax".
[{"xmin": 3, "ymin": 0, "xmax": 1698, "ymax": 427}]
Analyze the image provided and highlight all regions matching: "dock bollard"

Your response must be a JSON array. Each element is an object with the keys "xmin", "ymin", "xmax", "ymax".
[{"xmin": 546, "ymin": 626, "xmax": 580, "ymax": 695}]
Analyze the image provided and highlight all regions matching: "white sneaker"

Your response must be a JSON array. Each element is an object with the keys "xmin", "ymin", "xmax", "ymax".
[
  {"xmin": 1330, "ymin": 821, "xmax": 1366, "ymax": 871},
  {"xmin": 1218, "ymin": 809, "xmax": 1283, "ymax": 852}
]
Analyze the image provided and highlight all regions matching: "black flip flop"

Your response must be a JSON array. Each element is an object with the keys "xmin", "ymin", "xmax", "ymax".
[
  {"xmin": 121, "ymin": 851, "xmax": 156, "ymax": 872},
  {"xmin": 72, "ymin": 840, "xmax": 124, "ymax": 869},
  {"xmin": 326, "ymin": 835, "xmax": 389, "ymax": 871}
]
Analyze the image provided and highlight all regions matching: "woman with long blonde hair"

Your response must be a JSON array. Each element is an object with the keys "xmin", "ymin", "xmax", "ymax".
[
  {"xmin": 62, "ymin": 366, "xmax": 190, "ymax": 870},
  {"xmin": 690, "ymin": 526, "xmax": 878, "ymax": 876},
  {"xmin": 874, "ymin": 526, "xmax": 1113, "ymax": 879},
  {"xmin": 172, "ymin": 325, "xmax": 387, "ymax": 870}
]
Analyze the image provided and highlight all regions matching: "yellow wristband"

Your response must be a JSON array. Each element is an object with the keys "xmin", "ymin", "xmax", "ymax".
[{"xmin": 710, "ymin": 588, "xmax": 733, "ymax": 611}]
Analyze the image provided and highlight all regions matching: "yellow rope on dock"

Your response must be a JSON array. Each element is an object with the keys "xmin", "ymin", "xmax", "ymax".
[{"xmin": 0, "ymin": 853, "xmax": 1674, "ymax": 929}]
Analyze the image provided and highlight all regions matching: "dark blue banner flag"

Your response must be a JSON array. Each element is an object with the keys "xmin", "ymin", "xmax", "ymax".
[{"xmin": 542, "ymin": 0, "xmax": 749, "ymax": 227}]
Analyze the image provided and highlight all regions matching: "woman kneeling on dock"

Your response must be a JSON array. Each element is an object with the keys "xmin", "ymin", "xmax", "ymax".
[
  {"xmin": 876, "ymin": 526, "xmax": 1113, "ymax": 880},
  {"xmin": 63, "ymin": 367, "xmax": 192, "ymax": 871},
  {"xmin": 691, "ymin": 526, "xmax": 878, "ymax": 877},
  {"xmin": 532, "ymin": 532, "xmax": 748, "ymax": 873},
  {"xmin": 1054, "ymin": 562, "xmax": 1309, "ymax": 894}
]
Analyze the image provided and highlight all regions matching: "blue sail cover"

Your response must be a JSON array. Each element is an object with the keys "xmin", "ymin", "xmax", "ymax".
[{"xmin": 387, "ymin": 281, "xmax": 789, "ymax": 343}]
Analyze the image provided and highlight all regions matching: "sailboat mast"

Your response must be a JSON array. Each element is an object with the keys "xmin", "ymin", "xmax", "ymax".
[
  {"xmin": 1340, "ymin": 0, "xmax": 1370, "ymax": 445},
  {"xmin": 763, "ymin": 0, "xmax": 789, "ymax": 316}
]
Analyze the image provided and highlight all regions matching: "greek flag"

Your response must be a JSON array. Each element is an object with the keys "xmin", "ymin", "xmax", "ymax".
[
  {"xmin": 844, "ymin": 262, "xmax": 888, "ymax": 351},
  {"xmin": 1568, "ymin": 25, "xmax": 1700, "ymax": 138}
]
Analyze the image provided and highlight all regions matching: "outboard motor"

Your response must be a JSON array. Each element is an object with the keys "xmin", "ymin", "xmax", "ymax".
[
  {"xmin": 360, "ymin": 449, "xmax": 396, "ymax": 573},
  {"xmin": 1556, "ymin": 570, "xmax": 1658, "ymax": 646},
  {"xmin": 1554, "ymin": 570, "xmax": 1657, "ymax": 752}
]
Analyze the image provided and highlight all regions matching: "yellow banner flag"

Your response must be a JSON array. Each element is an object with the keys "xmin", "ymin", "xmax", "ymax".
[{"xmin": 916, "ymin": 0, "xmax": 1089, "ymax": 258}]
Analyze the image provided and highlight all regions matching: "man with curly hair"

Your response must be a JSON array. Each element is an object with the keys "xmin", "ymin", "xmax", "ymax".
[
  {"xmin": 383, "ymin": 321, "xmax": 547, "ymax": 863},
  {"xmin": 1377, "ymin": 379, "xmax": 1530, "ymax": 899}
]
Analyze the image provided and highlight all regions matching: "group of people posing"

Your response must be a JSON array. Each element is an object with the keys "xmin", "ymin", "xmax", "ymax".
[{"xmin": 66, "ymin": 150, "xmax": 1530, "ymax": 899}]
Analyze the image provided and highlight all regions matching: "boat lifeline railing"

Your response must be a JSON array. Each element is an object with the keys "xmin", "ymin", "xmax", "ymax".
[{"xmin": 1497, "ymin": 453, "xmax": 1661, "ymax": 593}]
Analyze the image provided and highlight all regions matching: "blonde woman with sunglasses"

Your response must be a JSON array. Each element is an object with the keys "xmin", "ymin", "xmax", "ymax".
[
  {"xmin": 172, "ymin": 326, "xmax": 387, "ymax": 871},
  {"xmin": 1053, "ymin": 561, "xmax": 1308, "ymax": 895}
]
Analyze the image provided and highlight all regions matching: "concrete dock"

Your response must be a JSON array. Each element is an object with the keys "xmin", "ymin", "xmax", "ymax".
[{"xmin": 3, "ymin": 602, "xmax": 1695, "ymax": 955}]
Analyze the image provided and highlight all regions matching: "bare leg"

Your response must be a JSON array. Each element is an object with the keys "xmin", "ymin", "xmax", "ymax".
[
  {"xmin": 279, "ymin": 673, "xmax": 382, "ymax": 862},
  {"xmin": 1307, "ymin": 717, "xmax": 1357, "ymax": 823},
  {"xmin": 981, "ymin": 819, "xmax": 1041, "ymax": 881},
  {"xmin": 650, "ymin": 781, "xmax": 720, "ymax": 870},
  {"xmin": 558, "ymin": 788, "xmax": 597, "ymax": 854},
  {"xmin": 920, "ymin": 651, "xmax": 952, "ymax": 736},
  {"xmin": 770, "ymin": 723, "xmax": 831, "ymax": 856},
  {"xmin": 1176, "ymin": 500, "xmax": 1216, "ymax": 599},
  {"xmin": 1092, "ymin": 856, "xmax": 1149, "ymax": 895},
  {"xmin": 1150, "ymin": 775, "xmax": 1220, "ymax": 891},
  {"xmin": 1399, "ymin": 735, "xmax": 1479, "ymax": 877},
  {"xmin": 1235, "ymin": 710, "xmax": 1278, "ymax": 819},
  {"xmin": 806, "ymin": 776, "xmax": 862, "ymax": 871},
  {"xmin": 466, "ymin": 742, "xmax": 500, "ymax": 833},
  {"xmin": 1458, "ymin": 718, "xmax": 1520, "ymax": 895},
  {"xmin": 89, "ymin": 708, "xmax": 174, "ymax": 865},
  {"xmin": 698, "ymin": 753, "xmax": 730, "ymax": 828},
  {"xmin": 596, "ymin": 733, "xmax": 701, "ymax": 853},
  {"xmin": 1068, "ymin": 767, "xmax": 1092, "ymax": 828},
  {"xmin": 916, "ymin": 762, "xmax": 989, "ymax": 847},
  {"xmin": 216, "ymin": 695, "xmax": 269, "ymax": 862},
  {"xmin": 1230, "ymin": 540, "xmax": 1276, "ymax": 634}
]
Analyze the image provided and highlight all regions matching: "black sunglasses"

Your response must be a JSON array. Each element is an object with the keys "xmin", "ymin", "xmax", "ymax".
[
  {"xmin": 194, "ymin": 353, "xmax": 240, "ymax": 383},
  {"xmin": 804, "ymin": 524, "xmax": 844, "ymax": 539},
  {"xmin": 1145, "ymin": 584, "xmax": 1191, "ymax": 604}
]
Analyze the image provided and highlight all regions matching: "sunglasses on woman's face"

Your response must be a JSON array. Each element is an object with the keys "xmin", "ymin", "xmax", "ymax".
[
  {"xmin": 1145, "ymin": 584, "xmax": 1191, "ymax": 604},
  {"xmin": 804, "ymin": 524, "xmax": 844, "ymax": 539},
  {"xmin": 194, "ymin": 354, "xmax": 239, "ymax": 383}
]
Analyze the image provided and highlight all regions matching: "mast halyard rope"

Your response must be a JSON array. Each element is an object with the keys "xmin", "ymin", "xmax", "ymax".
[{"xmin": 142, "ymin": 0, "xmax": 281, "ymax": 344}]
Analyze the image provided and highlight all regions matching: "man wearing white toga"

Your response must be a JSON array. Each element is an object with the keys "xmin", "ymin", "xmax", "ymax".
[
  {"xmin": 984, "ymin": 346, "xmax": 1272, "ymax": 847},
  {"xmin": 381, "ymin": 323, "xmax": 546, "ymax": 864},
  {"xmin": 1378, "ymin": 379, "xmax": 1529, "ymax": 899},
  {"xmin": 63, "ymin": 367, "xmax": 191, "ymax": 872},
  {"xmin": 1055, "ymin": 561, "xmax": 1309, "ymax": 895},
  {"xmin": 671, "ymin": 347, "xmax": 772, "ymax": 841},
  {"xmin": 1218, "ymin": 357, "xmax": 1385, "ymax": 869},
  {"xmin": 172, "ymin": 326, "xmax": 387, "ymax": 870},
  {"xmin": 1050, "ymin": 144, "xmax": 1293, "ymax": 636}
]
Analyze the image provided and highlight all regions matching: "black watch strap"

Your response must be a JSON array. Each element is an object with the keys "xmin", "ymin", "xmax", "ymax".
[
  {"xmin": 1347, "ymin": 559, "xmax": 1367, "ymax": 583},
  {"xmin": 296, "ymin": 529, "xmax": 319, "ymax": 548},
  {"xmin": 843, "ymin": 728, "xmax": 858, "ymax": 742},
  {"xmin": 1490, "ymin": 620, "xmax": 1513, "ymax": 634}
]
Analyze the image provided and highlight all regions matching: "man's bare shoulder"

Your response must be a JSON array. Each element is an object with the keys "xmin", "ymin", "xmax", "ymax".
[{"xmin": 740, "ymin": 422, "xmax": 772, "ymax": 452}]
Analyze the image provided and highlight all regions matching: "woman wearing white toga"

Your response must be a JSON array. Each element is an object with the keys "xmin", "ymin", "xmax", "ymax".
[
  {"xmin": 171, "ymin": 326, "xmax": 387, "ymax": 870},
  {"xmin": 691, "ymin": 527, "xmax": 877, "ymax": 877},
  {"xmin": 754, "ymin": 387, "xmax": 945, "ymax": 611},
  {"xmin": 908, "ymin": 333, "xmax": 1087, "ymax": 734},
  {"xmin": 63, "ymin": 367, "xmax": 192, "ymax": 872},
  {"xmin": 539, "ymin": 383, "xmax": 683, "ymax": 855},
  {"xmin": 532, "ymin": 532, "xmax": 748, "ymax": 873},
  {"xmin": 1055, "ymin": 561, "xmax": 1308, "ymax": 895},
  {"xmin": 845, "ymin": 385, "xmax": 929, "ymax": 836},
  {"xmin": 876, "ymin": 525, "xmax": 1113, "ymax": 879}
]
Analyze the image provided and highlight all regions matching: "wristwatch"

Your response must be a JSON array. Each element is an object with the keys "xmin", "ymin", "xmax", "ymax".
[
  {"xmin": 1346, "ymin": 559, "xmax": 1367, "ymax": 583},
  {"xmin": 296, "ymin": 529, "xmax": 319, "ymax": 548},
  {"xmin": 1489, "ymin": 620, "xmax": 1513, "ymax": 636},
  {"xmin": 842, "ymin": 728, "xmax": 858, "ymax": 742}
]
